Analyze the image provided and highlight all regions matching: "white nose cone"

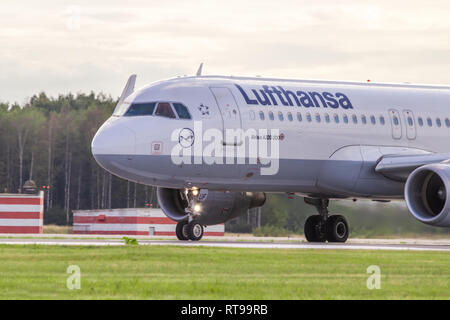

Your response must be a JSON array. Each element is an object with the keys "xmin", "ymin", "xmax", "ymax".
[{"xmin": 92, "ymin": 121, "xmax": 136, "ymax": 157}]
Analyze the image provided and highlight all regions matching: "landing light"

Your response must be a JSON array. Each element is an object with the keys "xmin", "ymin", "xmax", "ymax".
[
  {"xmin": 192, "ymin": 189, "xmax": 199, "ymax": 196},
  {"xmin": 193, "ymin": 204, "xmax": 202, "ymax": 213}
]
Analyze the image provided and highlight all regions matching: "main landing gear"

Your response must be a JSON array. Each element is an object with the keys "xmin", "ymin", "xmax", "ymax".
[
  {"xmin": 303, "ymin": 198, "xmax": 349, "ymax": 243},
  {"xmin": 176, "ymin": 220, "xmax": 204, "ymax": 241}
]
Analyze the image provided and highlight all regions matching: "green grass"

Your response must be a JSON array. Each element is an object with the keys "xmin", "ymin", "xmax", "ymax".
[
  {"xmin": 0, "ymin": 245, "xmax": 449, "ymax": 299},
  {"xmin": 43, "ymin": 225, "xmax": 72, "ymax": 234}
]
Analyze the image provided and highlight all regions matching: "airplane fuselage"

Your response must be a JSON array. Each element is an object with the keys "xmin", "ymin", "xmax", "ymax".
[{"xmin": 92, "ymin": 75, "xmax": 450, "ymax": 200}]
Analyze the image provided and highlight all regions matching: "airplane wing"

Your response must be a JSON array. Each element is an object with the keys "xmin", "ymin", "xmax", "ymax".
[{"xmin": 375, "ymin": 153, "xmax": 450, "ymax": 182}]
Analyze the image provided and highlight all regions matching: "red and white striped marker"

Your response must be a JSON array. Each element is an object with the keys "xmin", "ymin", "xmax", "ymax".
[
  {"xmin": 0, "ymin": 192, "xmax": 44, "ymax": 234},
  {"xmin": 73, "ymin": 208, "xmax": 224, "ymax": 236}
]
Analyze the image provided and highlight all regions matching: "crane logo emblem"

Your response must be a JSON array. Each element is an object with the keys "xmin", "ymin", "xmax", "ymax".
[{"xmin": 178, "ymin": 128, "xmax": 195, "ymax": 148}]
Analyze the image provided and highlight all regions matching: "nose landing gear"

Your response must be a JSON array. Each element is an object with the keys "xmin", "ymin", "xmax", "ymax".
[
  {"xmin": 175, "ymin": 189, "xmax": 205, "ymax": 241},
  {"xmin": 303, "ymin": 198, "xmax": 349, "ymax": 243},
  {"xmin": 175, "ymin": 220, "xmax": 204, "ymax": 241},
  {"xmin": 175, "ymin": 221, "xmax": 189, "ymax": 240},
  {"xmin": 187, "ymin": 221, "xmax": 204, "ymax": 241}
]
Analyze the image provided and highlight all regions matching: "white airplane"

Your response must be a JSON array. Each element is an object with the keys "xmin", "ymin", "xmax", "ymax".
[{"xmin": 92, "ymin": 65, "xmax": 450, "ymax": 242}]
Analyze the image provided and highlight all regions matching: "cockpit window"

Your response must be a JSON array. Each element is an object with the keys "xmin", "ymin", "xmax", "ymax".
[
  {"xmin": 173, "ymin": 103, "xmax": 192, "ymax": 119},
  {"xmin": 155, "ymin": 102, "xmax": 176, "ymax": 119},
  {"xmin": 124, "ymin": 103, "xmax": 156, "ymax": 117},
  {"xmin": 116, "ymin": 100, "xmax": 190, "ymax": 119},
  {"xmin": 113, "ymin": 102, "xmax": 130, "ymax": 116}
]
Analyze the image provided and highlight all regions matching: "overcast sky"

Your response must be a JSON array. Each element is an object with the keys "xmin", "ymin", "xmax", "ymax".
[{"xmin": 1, "ymin": 0, "xmax": 450, "ymax": 104}]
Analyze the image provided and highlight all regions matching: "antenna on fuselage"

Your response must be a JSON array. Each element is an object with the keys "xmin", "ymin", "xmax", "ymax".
[
  {"xmin": 196, "ymin": 63, "xmax": 204, "ymax": 76},
  {"xmin": 116, "ymin": 74, "xmax": 137, "ymax": 107}
]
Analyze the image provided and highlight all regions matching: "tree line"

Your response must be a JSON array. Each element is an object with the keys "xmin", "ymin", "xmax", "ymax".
[{"xmin": 0, "ymin": 92, "xmax": 157, "ymax": 225}]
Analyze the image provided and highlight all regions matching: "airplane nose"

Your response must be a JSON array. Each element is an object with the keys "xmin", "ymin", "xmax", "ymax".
[{"xmin": 92, "ymin": 120, "xmax": 136, "ymax": 170}]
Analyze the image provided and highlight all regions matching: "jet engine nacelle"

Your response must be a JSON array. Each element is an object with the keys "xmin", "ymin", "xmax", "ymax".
[
  {"xmin": 157, "ymin": 187, "xmax": 266, "ymax": 225},
  {"xmin": 405, "ymin": 163, "xmax": 450, "ymax": 227}
]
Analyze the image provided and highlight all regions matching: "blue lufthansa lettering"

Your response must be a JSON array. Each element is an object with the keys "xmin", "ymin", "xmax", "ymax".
[
  {"xmin": 235, "ymin": 84, "xmax": 354, "ymax": 109},
  {"xmin": 336, "ymin": 92, "xmax": 353, "ymax": 109},
  {"xmin": 252, "ymin": 89, "xmax": 271, "ymax": 105},
  {"xmin": 277, "ymin": 86, "xmax": 300, "ymax": 107},
  {"xmin": 262, "ymin": 85, "xmax": 278, "ymax": 105},
  {"xmin": 235, "ymin": 84, "xmax": 258, "ymax": 105},
  {"xmin": 308, "ymin": 91, "xmax": 328, "ymax": 108},
  {"xmin": 271, "ymin": 86, "xmax": 289, "ymax": 106},
  {"xmin": 323, "ymin": 92, "xmax": 339, "ymax": 109},
  {"xmin": 297, "ymin": 91, "xmax": 314, "ymax": 108}
]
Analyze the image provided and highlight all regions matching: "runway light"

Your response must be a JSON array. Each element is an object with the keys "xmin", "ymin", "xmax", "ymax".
[{"xmin": 193, "ymin": 204, "xmax": 201, "ymax": 213}]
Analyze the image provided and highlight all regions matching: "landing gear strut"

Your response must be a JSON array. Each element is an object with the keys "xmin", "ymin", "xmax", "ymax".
[
  {"xmin": 176, "ymin": 221, "xmax": 204, "ymax": 241},
  {"xmin": 303, "ymin": 198, "xmax": 349, "ymax": 243}
]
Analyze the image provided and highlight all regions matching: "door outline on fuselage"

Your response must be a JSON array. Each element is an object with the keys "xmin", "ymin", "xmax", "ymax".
[
  {"xmin": 209, "ymin": 87, "xmax": 243, "ymax": 146},
  {"xmin": 388, "ymin": 109, "xmax": 402, "ymax": 140},
  {"xmin": 402, "ymin": 109, "xmax": 416, "ymax": 140}
]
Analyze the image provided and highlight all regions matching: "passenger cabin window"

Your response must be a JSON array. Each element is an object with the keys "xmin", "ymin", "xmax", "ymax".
[
  {"xmin": 446, "ymin": 118, "xmax": 450, "ymax": 127},
  {"xmin": 334, "ymin": 114, "xmax": 339, "ymax": 123},
  {"xmin": 306, "ymin": 113, "xmax": 312, "ymax": 122},
  {"xmin": 370, "ymin": 115, "xmax": 376, "ymax": 125},
  {"xmin": 297, "ymin": 112, "xmax": 302, "ymax": 122},
  {"xmin": 155, "ymin": 102, "xmax": 176, "ymax": 119},
  {"xmin": 379, "ymin": 116, "xmax": 385, "ymax": 125},
  {"xmin": 418, "ymin": 117, "xmax": 424, "ymax": 126},
  {"xmin": 352, "ymin": 114, "xmax": 357, "ymax": 124},
  {"xmin": 269, "ymin": 111, "xmax": 274, "ymax": 121},
  {"xmin": 361, "ymin": 115, "xmax": 367, "ymax": 124},
  {"xmin": 287, "ymin": 112, "xmax": 293, "ymax": 121},
  {"xmin": 278, "ymin": 112, "xmax": 284, "ymax": 121},
  {"xmin": 124, "ymin": 102, "xmax": 156, "ymax": 117},
  {"xmin": 325, "ymin": 113, "xmax": 330, "ymax": 123},
  {"xmin": 436, "ymin": 118, "xmax": 442, "ymax": 127},
  {"xmin": 173, "ymin": 103, "xmax": 191, "ymax": 119},
  {"xmin": 407, "ymin": 116, "xmax": 413, "ymax": 126},
  {"xmin": 343, "ymin": 114, "xmax": 349, "ymax": 124},
  {"xmin": 315, "ymin": 113, "xmax": 321, "ymax": 123},
  {"xmin": 259, "ymin": 111, "xmax": 265, "ymax": 120},
  {"xmin": 427, "ymin": 118, "xmax": 433, "ymax": 127},
  {"xmin": 393, "ymin": 116, "xmax": 399, "ymax": 126}
]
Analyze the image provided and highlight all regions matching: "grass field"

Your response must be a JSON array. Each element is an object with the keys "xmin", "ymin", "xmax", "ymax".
[
  {"xmin": 43, "ymin": 225, "xmax": 72, "ymax": 234},
  {"xmin": 0, "ymin": 244, "xmax": 448, "ymax": 299}
]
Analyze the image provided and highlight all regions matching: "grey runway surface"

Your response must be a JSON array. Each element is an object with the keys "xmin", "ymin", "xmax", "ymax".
[{"xmin": 1, "ymin": 236, "xmax": 450, "ymax": 251}]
